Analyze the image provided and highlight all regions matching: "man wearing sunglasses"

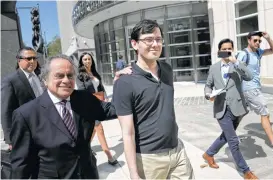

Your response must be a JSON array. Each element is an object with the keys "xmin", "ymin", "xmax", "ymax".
[
  {"xmin": 237, "ymin": 31, "xmax": 273, "ymax": 149},
  {"xmin": 1, "ymin": 47, "xmax": 44, "ymax": 150}
]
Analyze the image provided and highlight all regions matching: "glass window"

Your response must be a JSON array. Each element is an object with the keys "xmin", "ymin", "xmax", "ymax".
[
  {"xmin": 236, "ymin": 16, "xmax": 258, "ymax": 34},
  {"xmin": 127, "ymin": 12, "xmax": 141, "ymax": 25},
  {"xmin": 101, "ymin": 54, "xmax": 110, "ymax": 63},
  {"xmin": 170, "ymin": 44, "xmax": 192, "ymax": 57},
  {"xmin": 114, "ymin": 29, "xmax": 125, "ymax": 41},
  {"xmin": 194, "ymin": 29, "xmax": 210, "ymax": 41},
  {"xmin": 193, "ymin": 16, "xmax": 209, "ymax": 29},
  {"xmin": 197, "ymin": 69, "xmax": 209, "ymax": 81},
  {"xmin": 173, "ymin": 70, "xmax": 194, "ymax": 82},
  {"xmin": 195, "ymin": 42, "xmax": 211, "ymax": 55},
  {"xmin": 167, "ymin": 18, "xmax": 191, "ymax": 32},
  {"xmin": 113, "ymin": 16, "xmax": 123, "ymax": 29},
  {"xmin": 167, "ymin": 3, "xmax": 192, "ymax": 19},
  {"xmin": 237, "ymin": 36, "xmax": 248, "ymax": 50},
  {"xmin": 196, "ymin": 56, "xmax": 211, "ymax": 68},
  {"xmin": 169, "ymin": 32, "xmax": 192, "ymax": 44},
  {"xmin": 104, "ymin": 21, "xmax": 109, "ymax": 32},
  {"xmin": 113, "ymin": 40, "xmax": 125, "ymax": 52},
  {"xmin": 102, "ymin": 64, "xmax": 111, "ymax": 73},
  {"xmin": 145, "ymin": 7, "xmax": 164, "ymax": 20},
  {"xmin": 192, "ymin": 2, "xmax": 208, "ymax": 15},
  {"xmin": 172, "ymin": 58, "xmax": 193, "ymax": 69},
  {"xmin": 235, "ymin": 1, "xmax": 257, "ymax": 18},
  {"xmin": 235, "ymin": 0, "xmax": 258, "ymax": 49}
]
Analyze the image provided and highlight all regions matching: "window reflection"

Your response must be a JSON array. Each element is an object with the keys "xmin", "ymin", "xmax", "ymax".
[
  {"xmin": 169, "ymin": 32, "xmax": 191, "ymax": 44},
  {"xmin": 170, "ymin": 45, "xmax": 192, "ymax": 57}
]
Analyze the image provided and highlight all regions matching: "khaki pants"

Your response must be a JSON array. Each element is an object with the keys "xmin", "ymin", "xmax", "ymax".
[{"xmin": 136, "ymin": 139, "xmax": 194, "ymax": 180}]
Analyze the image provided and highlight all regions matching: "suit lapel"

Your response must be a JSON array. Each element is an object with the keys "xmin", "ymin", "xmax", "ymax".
[
  {"xmin": 225, "ymin": 64, "xmax": 235, "ymax": 90},
  {"xmin": 40, "ymin": 91, "xmax": 73, "ymax": 141},
  {"xmin": 17, "ymin": 69, "xmax": 36, "ymax": 98},
  {"xmin": 217, "ymin": 62, "xmax": 226, "ymax": 86}
]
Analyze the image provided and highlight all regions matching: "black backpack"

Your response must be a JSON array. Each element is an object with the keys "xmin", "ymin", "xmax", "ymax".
[{"xmin": 237, "ymin": 48, "xmax": 261, "ymax": 67}]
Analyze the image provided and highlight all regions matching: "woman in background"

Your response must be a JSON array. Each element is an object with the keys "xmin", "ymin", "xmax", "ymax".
[{"xmin": 76, "ymin": 52, "xmax": 118, "ymax": 166}]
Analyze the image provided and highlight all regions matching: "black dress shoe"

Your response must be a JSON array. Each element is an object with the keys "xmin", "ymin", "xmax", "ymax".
[{"xmin": 108, "ymin": 159, "xmax": 118, "ymax": 166}]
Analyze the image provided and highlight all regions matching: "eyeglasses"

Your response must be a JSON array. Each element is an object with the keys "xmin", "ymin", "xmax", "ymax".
[
  {"xmin": 20, "ymin": 56, "xmax": 38, "ymax": 61},
  {"xmin": 138, "ymin": 37, "xmax": 164, "ymax": 45},
  {"xmin": 253, "ymin": 39, "xmax": 262, "ymax": 43}
]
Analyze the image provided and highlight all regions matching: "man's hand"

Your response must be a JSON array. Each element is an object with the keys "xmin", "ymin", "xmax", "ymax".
[
  {"xmin": 205, "ymin": 93, "xmax": 214, "ymax": 101},
  {"xmin": 262, "ymin": 31, "xmax": 270, "ymax": 40},
  {"xmin": 114, "ymin": 66, "xmax": 133, "ymax": 82},
  {"xmin": 8, "ymin": 144, "xmax": 12, "ymax": 151},
  {"xmin": 228, "ymin": 53, "xmax": 238, "ymax": 64}
]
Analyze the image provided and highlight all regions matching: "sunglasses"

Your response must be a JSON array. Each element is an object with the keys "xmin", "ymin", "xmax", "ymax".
[
  {"xmin": 253, "ymin": 39, "xmax": 262, "ymax": 43},
  {"xmin": 20, "ymin": 56, "xmax": 38, "ymax": 61}
]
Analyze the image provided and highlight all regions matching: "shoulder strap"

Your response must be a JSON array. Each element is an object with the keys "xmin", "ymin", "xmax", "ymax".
[{"xmin": 242, "ymin": 48, "xmax": 250, "ymax": 66}]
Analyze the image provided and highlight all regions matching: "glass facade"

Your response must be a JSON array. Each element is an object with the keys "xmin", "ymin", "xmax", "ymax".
[{"xmin": 94, "ymin": 2, "xmax": 211, "ymax": 85}]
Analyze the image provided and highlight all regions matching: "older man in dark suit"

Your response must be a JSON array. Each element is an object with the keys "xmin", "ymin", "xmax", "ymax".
[
  {"xmin": 10, "ymin": 55, "xmax": 118, "ymax": 179},
  {"xmin": 1, "ymin": 47, "xmax": 43, "ymax": 149}
]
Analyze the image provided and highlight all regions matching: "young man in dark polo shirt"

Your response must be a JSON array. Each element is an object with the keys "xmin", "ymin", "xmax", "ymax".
[{"xmin": 113, "ymin": 19, "xmax": 194, "ymax": 180}]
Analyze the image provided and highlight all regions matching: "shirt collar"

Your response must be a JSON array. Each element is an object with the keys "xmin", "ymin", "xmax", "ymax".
[
  {"xmin": 47, "ymin": 89, "xmax": 70, "ymax": 104},
  {"xmin": 20, "ymin": 68, "xmax": 34, "ymax": 78},
  {"xmin": 221, "ymin": 60, "xmax": 231, "ymax": 67}
]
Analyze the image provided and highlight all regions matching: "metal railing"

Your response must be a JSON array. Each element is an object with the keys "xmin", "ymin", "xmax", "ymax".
[{"xmin": 72, "ymin": 0, "xmax": 126, "ymax": 26}]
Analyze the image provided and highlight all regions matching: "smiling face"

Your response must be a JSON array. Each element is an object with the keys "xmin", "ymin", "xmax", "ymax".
[
  {"xmin": 131, "ymin": 27, "xmax": 163, "ymax": 63},
  {"xmin": 45, "ymin": 58, "xmax": 75, "ymax": 99},
  {"xmin": 82, "ymin": 54, "xmax": 92, "ymax": 70}
]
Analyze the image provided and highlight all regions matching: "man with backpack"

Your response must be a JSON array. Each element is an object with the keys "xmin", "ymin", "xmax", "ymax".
[
  {"xmin": 116, "ymin": 54, "xmax": 126, "ymax": 71},
  {"xmin": 237, "ymin": 31, "xmax": 273, "ymax": 149}
]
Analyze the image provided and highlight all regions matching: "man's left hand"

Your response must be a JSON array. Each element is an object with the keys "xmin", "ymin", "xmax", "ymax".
[{"xmin": 114, "ymin": 66, "xmax": 133, "ymax": 82}]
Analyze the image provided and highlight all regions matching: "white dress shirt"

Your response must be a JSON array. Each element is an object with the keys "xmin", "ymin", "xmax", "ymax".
[{"xmin": 47, "ymin": 90, "xmax": 73, "ymax": 119}]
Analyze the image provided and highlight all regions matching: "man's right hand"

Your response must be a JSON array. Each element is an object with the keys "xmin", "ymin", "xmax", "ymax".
[
  {"xmin": 205, "ymin": 93, "xmax": 211, "ymax": 100},
  {"xmin": 8, "ymin": 144, "xmax": 12, "ymax": 151},
  {"xmin": 205, "ymin": 94, "xmax": 214, "ymax": 101}
]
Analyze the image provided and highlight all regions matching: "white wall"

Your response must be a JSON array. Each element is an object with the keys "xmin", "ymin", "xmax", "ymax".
[{"xmin": 56, "ymin": 1, "xmax": 95, "ymax": 54}]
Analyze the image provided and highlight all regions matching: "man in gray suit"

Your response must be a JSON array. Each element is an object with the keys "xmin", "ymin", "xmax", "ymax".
[{"xmin": 202, "ymin": 38, "xmax": 258, "ymax": 180}]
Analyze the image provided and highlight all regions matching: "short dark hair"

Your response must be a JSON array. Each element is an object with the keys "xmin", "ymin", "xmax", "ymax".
[
  {"xmin": 16, "ymin": 46, "xmax": 36, "ymax": 59},
  {"xmin": 131, "ymin": 19, "xmax": 163, "ymax": 41},
  {"xmin": 218, "ymin": 38, "xmax": 234, "ymax": 50},
  {"xmin": 118, "ymin": 54, "xmax": 123, "ymax": 59}
]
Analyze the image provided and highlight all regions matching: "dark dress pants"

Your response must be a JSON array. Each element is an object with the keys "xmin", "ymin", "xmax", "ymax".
[{"xmin": 206, "ymin": 106, "xmax": 250, "ymax": 173}]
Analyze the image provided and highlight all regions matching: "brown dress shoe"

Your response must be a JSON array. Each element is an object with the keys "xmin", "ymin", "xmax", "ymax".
[
  {"xmin": 244, "ymin": 171, "xmax": 259, "ymax": 180},
  {"xmin": 202, "ymin": 153, "xmax": 219, "ymax": 169}
]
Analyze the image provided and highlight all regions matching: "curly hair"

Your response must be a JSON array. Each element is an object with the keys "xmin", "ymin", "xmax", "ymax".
[{"xmin": 77, "ymin": 52, "xmax": 101, "ymax": 82}]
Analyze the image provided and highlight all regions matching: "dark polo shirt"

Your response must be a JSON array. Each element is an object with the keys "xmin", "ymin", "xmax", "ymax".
[{"xmin": 112, "ymin": 61, "xmax": 178, "ymax": 154}]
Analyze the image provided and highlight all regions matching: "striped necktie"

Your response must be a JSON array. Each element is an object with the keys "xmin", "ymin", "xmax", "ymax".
[{"xmin": 59, "ymin": 100, "xmax": 77, "ymax": 139}]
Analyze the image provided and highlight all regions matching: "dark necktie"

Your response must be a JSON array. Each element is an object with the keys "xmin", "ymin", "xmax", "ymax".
[{"xmin": 59, "ymin": 100, "xmax": 77, "ymax": 139}]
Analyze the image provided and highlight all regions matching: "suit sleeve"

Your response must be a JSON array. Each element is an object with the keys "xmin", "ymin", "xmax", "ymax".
[
  {"xmin": 1, "ymin": 78, "xmax": 19, "ymax": 144},
  {"xmin": 234, "ymin": 61, "xmax": 253, "ymax": 81},
  {"xmin": 204, "ymin": 66, "xmax": 214, "ymax": 95},
  {"xmin": 10, "ymin": 110, "xmax": 37, "ymax": 179}
]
